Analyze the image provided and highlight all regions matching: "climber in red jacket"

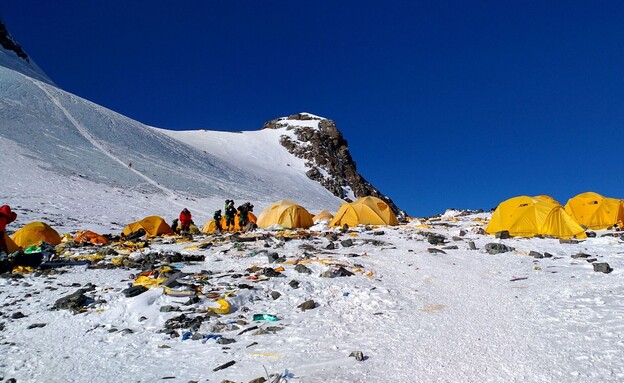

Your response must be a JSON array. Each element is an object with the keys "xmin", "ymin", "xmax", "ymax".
[
  {"xmin": 0, "ymin": 205, "xmax": 17, "ymax": 254},
  {"xmin": 179, "ymin": 208, "xmax": 192, "ymax": 234}
]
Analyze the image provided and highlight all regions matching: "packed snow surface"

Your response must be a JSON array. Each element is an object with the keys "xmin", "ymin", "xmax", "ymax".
[{"xmin": 1, "ymin": 211, "xmax": 623, "ymax": 383}]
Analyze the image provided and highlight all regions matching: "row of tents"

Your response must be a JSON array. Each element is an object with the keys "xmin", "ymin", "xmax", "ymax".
[
  {"xmin": 4, "ymin": 192, "xmax": 620, "ymax": 251},
  {"xmin": 486, "ymin": 192, "xmax": 624, "ymax": 239},
  {"xmin": 1, "ymin": 196, "xmax": 399, "ymax": 251}
]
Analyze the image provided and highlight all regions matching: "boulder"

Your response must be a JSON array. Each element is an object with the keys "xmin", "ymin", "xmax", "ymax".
[{"xmin": 484, "ymin": 243, "xmax": 514, "ymax": 254}]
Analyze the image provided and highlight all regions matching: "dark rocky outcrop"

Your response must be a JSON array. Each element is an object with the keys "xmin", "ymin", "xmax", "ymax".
[
  {"xmin": 263, "ymin": 113, "xmax": 403, "ymax": 215},
  {"xmin": 0, "ymin": 20, "xmax": 29, "ymax": 62}
]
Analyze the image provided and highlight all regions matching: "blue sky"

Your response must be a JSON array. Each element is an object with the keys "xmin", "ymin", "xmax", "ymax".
[{"xmin": 2, "ymin": 1, "xmax": 623, "ymax": 216}]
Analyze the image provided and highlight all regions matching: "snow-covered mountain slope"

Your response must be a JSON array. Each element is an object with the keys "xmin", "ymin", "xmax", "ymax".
[
  {"xmin": 0, "ymin": 65, "xmax": 345, "ymax": 231},
  {"xmin": 0, "ymin": 20, "xmax": 54, "ymax": 85}
]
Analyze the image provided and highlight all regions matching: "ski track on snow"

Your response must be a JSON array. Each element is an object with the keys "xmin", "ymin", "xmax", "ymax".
[{"xmin": 28, "ymin": 77, "xmax": 210, "ymax": 216}]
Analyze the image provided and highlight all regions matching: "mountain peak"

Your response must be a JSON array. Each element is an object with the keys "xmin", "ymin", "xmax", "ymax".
[
  {"xmin": 263, "ymin": 113, "xmax": 404, "ymax": 216},
  {"xmin": 0, "ymin": 19, "xmax": 55, "ymax": 85}
]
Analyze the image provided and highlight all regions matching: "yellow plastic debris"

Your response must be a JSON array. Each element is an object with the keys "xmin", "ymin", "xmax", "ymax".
[
  {"xmin": 133, "ymin": 275, "xmax": 167, "ymax": 288},
  {"xmin": 209, "ymin": 299, "xmax": 231, "ymax": 315},
  {"xmin": 12, "ymin": 266, "xmax": 34, "ymax": 274}
]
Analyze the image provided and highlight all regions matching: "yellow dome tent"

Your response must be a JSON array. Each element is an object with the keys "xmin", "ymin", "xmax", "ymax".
[
  {"xmin": 202, "ymin": 212, "xmax": 257, "ymax": 234},
  {"xmin": 486, "ymin": 195, "xmax": 587, "ymax": 239},
  {"xmin": 2, "ymin": 232, "xmax": 20, "ymax": 253},
  {"xmin": 122, "ymin": 216, "xmax": 173, "ymax": 237},
  {"xmin": 312, "ymin": 210, "xmax": 334, "ymax": 223},
  {"xmin": 256, "ymin": 200, "xmax": 314, "ymax": 229},
  {"xmin": 564, "ymin": 192, "xmax": 624, "ymax": 230},
  {"xmin": 329, "ymin": 196, "xmax": 398, "ymax": 227},
  {"xmin": 12, "ymin": 221, "xmax": 62, "ymax": 248}
]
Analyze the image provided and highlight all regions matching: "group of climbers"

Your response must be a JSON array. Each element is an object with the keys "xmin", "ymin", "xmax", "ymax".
[{"xmin": 171, "ymin": 199, "xmax": 255, "ymax": 236}]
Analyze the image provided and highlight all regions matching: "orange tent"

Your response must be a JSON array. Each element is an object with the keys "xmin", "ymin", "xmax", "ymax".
[{"xmin": 74, "ymin": 230, "xmax": 109, "ymax": 245}]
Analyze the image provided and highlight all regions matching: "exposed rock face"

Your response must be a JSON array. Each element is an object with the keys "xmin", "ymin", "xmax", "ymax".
[
  {"xmin": 0, "ymin": 20, "xmax": 29, "ymax": 62},
  {"xmin": 263, "ymin": 113, "xmax": 403, "ymax": 216}
]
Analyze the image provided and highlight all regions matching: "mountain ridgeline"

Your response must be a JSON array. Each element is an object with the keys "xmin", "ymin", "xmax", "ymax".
[
  {"xmin": 0, "ymin": 21, "xmax": 402, "ymax": 221},
  {"xmin": 264, "ymin": 113, "xmax": 402, "ymax": 216}
]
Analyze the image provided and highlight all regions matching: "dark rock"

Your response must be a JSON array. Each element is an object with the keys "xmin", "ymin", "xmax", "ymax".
[
  {"xmin": 571, "ymin": 253, "xmax": 591, "ymax": 259},
  {"xmin": 442, "ymin": 245, "xmax": 458, "ymax": 250},
  {"xmin": 319, "ymin": 269, "xmax": 333, "ymax": 278},
  {"xmin": 267, "ymin": 252, "xmax": 285, "ymax": 263},
  {"xmin": 270, "ymin": 291, "xmax": 281, "ymax": 300},
  {"xmin": 593, "ymin": 263, "xmax": 613, "ymax": 273},
  {"xmin": 495, "ymin": 231, "xmax": 510, "ymax": 239},
  {"xmin": 586, "ymin": 231, "xmax": 596, "ymax": 238},
  {"xmin": 349, "ymin": 351, "xmax": 365, "ymax": 361},
  {"xmin": 248, "ymin": 377, "xmax": 267, "ymax": 383},
  {"xmin": 544, "ymin": 252, "xmax": 554, "ymax": 258},
  {"xmin": 122, "ymin": 285, "xmax": 148, "ymax": 298},
  {"xmin": 459, "ymin": 230, "xmax": 467, "ymax": 237},
  {"xmin": 586, "ymin": 258, "xmax": 598, "ymax": 263},
  {"xmin": 160, "ymin": 305, "xmax": 179, "ymax": 313},
  {"xmin": 297, "ymin": 299, "xmax": 316, "ymax": 311},
  {"xmin": 325, "ymin": 242, "xmax": 336, "ymax": 250},
  {"xmin": 335, "ymin": 267, "xmax": 354, "ymax": 277},
  {"xmin": 373, "ymin": 231, "xmax": 385, "ymax": 236},
  {"xmin": 213, "ymin": 360, "xmax": 236, "ymax": 372},
  {"xmin": 262, "ymin": 268, "xmax": 282, "ymax": 278},
  {"xmin": 53, "ymin": 289, "xmax": 90, "ymax": 312},
  {"xmin": 341, "ymin": 239, "xmax": 354, "ymax": 247},
  {"xmin": 10, "ymin": 312, "xmax": 26, "ymax": 319},
  {"xmin": 191, "ymin": 332, "xmax": 204, "ymax": 340},
  {"xmin": 27, "ymin": 323, "xmax": 47, "ymax": 329},
  {"xmin": 217, "ymin": 337, "xmax": 236, "ymax": 345},
  {"xmin": 468, "ymin": 241, "xmax": 477, "ymax": 250},
  {"xmin": 427, "ymin": 248, "xmax": 446, "ymax": 254},
  {"xmin": 288, "ymin": 280, "xmax": 300, "ymax": 289},
  {"xmin": 530, "ymin": 251, "xmax": 543, "ymax": 259},
  {"xmin": 484, "ymin": 243, "xmax": 514, "ymax": 254},
  {"xmin": 427, "ymin": 235, "xmax": 446, "ymax": 245},
  {"xmin": 164, "ymin": 314, "xmax": 206, "ymax": 331},
  {"xmin": 294, "ymin": 264, "xmax": 312, "ymax": 274},
  {"xmin": 559, "ymin": 239, "xmax": 579, "ymax": 244}
]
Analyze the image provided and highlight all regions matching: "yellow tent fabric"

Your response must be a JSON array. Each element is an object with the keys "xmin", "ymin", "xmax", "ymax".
[
  {"xmin": 312, "ymin": 210, "xmax": 334, "ymax": 223},
  {"xmin": 565, "ymin": 192, "xmax": 624, "ymax": 230},
  {"xmin": 256, "ymin": 200, "xmax": 314, "ymax": 229},
  {"xmin": 486, "ymin": 195, "xmax": 587, "ymax": 239},
  {"xmin": 3, "ymin": 232, "xmax": 20, "ymax": 253},
  {"xmin": 122, "ymin": 216, "xmax": 173, "ymax": 237},
  {"xmin": 329, "ymin": 196, "xmax": 398, "ymax": 227},
  {"xmin": 11, "ymin": 221, "xmax": 62, "ymax": 248},
  {"xmin": 202, "ymin": 212, "xmax": 257, "ymax": 234}
]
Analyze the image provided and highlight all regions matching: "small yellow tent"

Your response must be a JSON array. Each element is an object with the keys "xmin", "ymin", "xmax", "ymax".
[
  {"xmin": 256, "ymin": 200, "xmax": 314, "ymax": 229},
  {"xmin": 486, "ymin": 195, "xmax": 587, "ymax": 239},
  {"xmin": 12, "ymin": 221, "xmax": 62, "ymax": 248},
  {"xmin": 202, "ymin": 212, "xmax": 257, "ymax": 234},
  {"xmin": 3, "ymin": 232, "xmax": 20, "ymax": 253},
  {"xmin": 122, "ymin": 216, "xmax": 173, "ymax": 237},
  {"xmin": 564, "ymin": 192, "xmax": 624, "ymax": 230},
  {"xmin": 312, "ymin": 210, "xmax": 334, "ymax": 223},
  {"xmin": 329, "ymin": 196, "xmax": 398, "ymax": 227}
]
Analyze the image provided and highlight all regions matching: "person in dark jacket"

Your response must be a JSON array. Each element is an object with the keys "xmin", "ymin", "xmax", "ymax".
[
  {"xmin": 237, "ymin": 202, "xmax": 254, "ymax": 228},
  {"xmin": 0, "ymin": 205, "xmax": 17, "ymax": 254},
  {"xmin": 179, "ymin": 208, "xmax": 192, "ymax": 233},
  {"xmin": 213, "ymin": 210, "xmax": 223, "ymax": 233},
  {"xmin": 224, "ymin": 200, "xmax": 236, "ymax": 230}
]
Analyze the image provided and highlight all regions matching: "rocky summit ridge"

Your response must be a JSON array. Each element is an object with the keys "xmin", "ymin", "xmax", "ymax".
[{"xmin": 263, "ymin": 113, "xmax": 403, "ymax": 216}]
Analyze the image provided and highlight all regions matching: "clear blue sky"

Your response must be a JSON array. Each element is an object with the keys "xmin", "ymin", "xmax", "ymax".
[{"xmin": 2, "ymin": 1, "xmax": 623, "ymax": 217}]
